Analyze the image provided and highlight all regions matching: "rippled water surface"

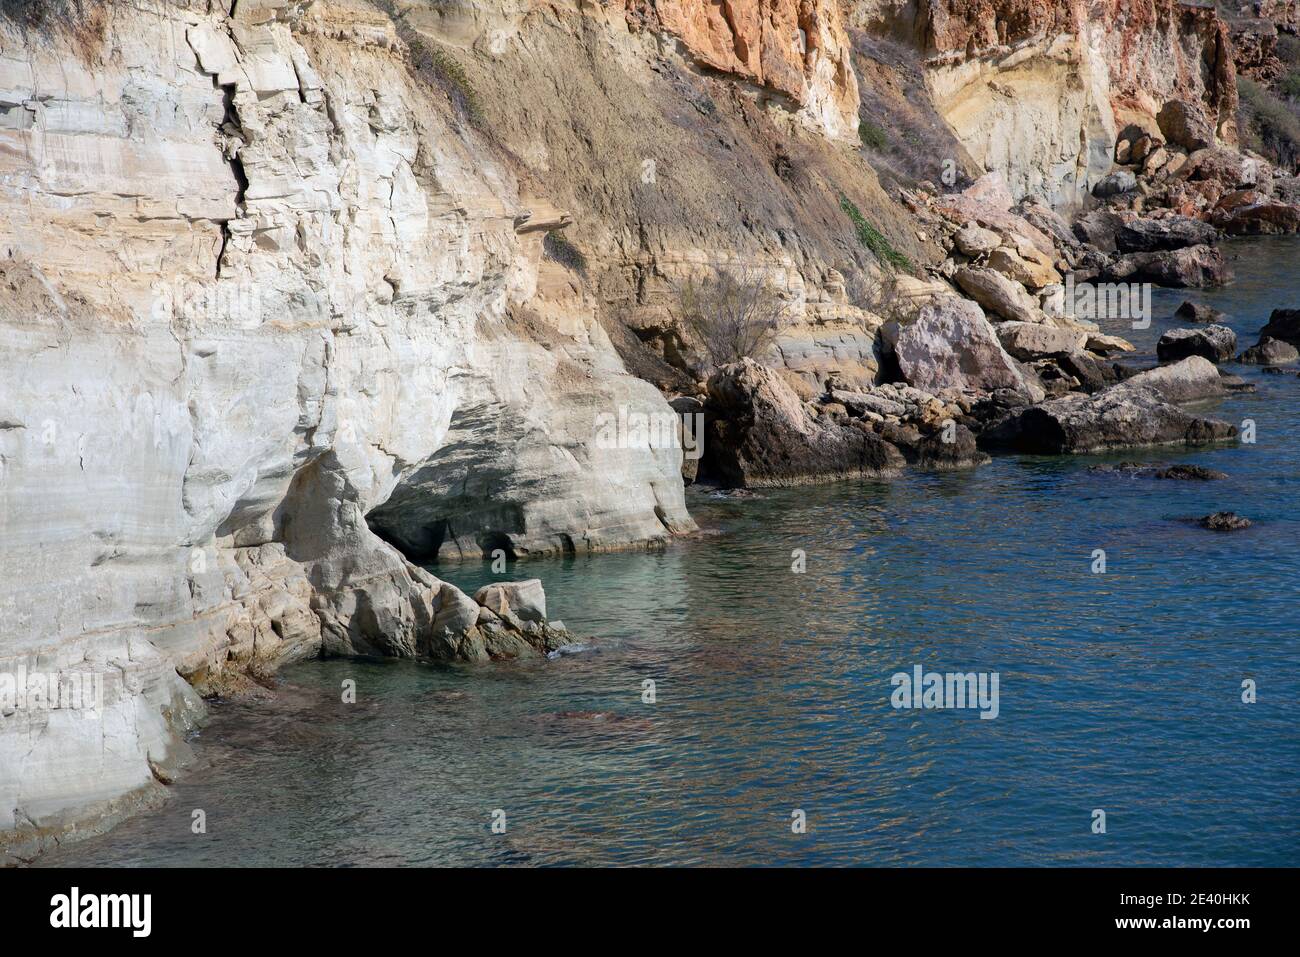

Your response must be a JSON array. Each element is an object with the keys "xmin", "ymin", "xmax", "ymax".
[{"xmin": 45, "ymin": 239, "xmax": 1300, "ymax": 867}]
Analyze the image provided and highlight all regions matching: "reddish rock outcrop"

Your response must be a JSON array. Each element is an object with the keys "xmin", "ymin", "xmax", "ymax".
[{"xmin": 625, "ymin": 0, "xmax": 859, "ymax": 139}]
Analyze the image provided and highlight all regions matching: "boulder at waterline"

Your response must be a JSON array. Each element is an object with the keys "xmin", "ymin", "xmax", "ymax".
[
  {"xmin": 1254, "ymin": 309, "xmax": 1300, "ymax": 347},
  {"xmin": 703, "ymin": 359, "xmax": 905, "ymax": 488},
  {"xmin": 1156, "ymin": 325, "xmax": 1237, "ymax": 363},
  {"xmin": 1238, "ymin": 337, "xmax": 1299, "ymax": 365},
  {"xmin": 1174, "ymin": 300, "xmax": 1227, "ymax": 324},
  {"xmin": 894, "ymin": 297, "xmax": 1045, "ymax": 400},
  {"xmin": 1118, "ymin": 356, "xmax": 1226, "ymax": 403},
  {"xmin": 978, "ymin": 385, "xmax": 1237, "ymax": 455}
]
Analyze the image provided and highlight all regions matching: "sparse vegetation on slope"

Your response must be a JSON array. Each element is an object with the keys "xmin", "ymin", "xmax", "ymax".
[
  {"xmin": 840, "ymin": 195, "xmax": 912, "ymax": 272},
  {"xmin": 1238, "ymin": 76, "xmax": 1300, "ymax": 171},
  {"xmin": 372, "ymin": 0, "xmax": 484, "ymax": 128}
]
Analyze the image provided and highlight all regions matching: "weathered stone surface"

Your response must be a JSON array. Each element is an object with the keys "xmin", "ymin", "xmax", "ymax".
[
  {"xmin": 474, "ymin": 580, "xmax": 547, "ymax": 624},
  {"xmin": 1156, "ymin": 325, "xmax": 1237, "ymax": 363},
  {"xmin": 923, "ymin": 0, "xmax": 1240, "ymax": 207},
  {"xmin": 953, "ymin": 265, "xmax": 1044, "ymax": 323},
  {"xmin": 1213, "ymin": 200, "xmax": 1300, "ymax": 235},
  {"xmin": 1085, "ymin": 332, "xmax": 1137, "ymax": 354},
  {"xmin": 1094, "ymin": 170, "xmax": 1138, "ymax": 196},
  {"xmin": 1117, "ymin": 216, "xmax": 1218, "ymax": 253},
  {"xmin": 914, "ymin": 424, "xmax": 990, "ymax": 471},
  {"xmin": 0, "ymin": 0, "xmax": 694, "ymax": 861},
  {"xmin": 1239, "ymin": 336, "xmax": 1300, "ymax": 365},
  {"xmin": 979, "ymin": 384, "xmax": 1237, "ymax": 455},
  {"xmin": 647, "ymin": 0, "xmax": 860, "ymax": 140},
  {"xmin": 1120, "ymin": 356, "xmax": 1227, "ymax": 403},
  {"xmin": 1157, "ymin": 99, "xmax": 1214, "ymax": 151},
  {"xmin": 996, "ymin": 322, "xmax": 1088, "ymax": 360},
  {"xmin": 953, "ymin": 223, "xmax": 1002, "ymax": 256},
  {"xmin": 1055, "ymin": 350, "xmax": 1118, "ymax": 393},
  {"xmin": 1073, "ymin": 210, "xmax": 1127, "ymax": 252},
  {"xmin": 894, "ymin": 298, "xmax": 1044, "ymax": 400},
  {"xmin": 1106, "ymin": 244, "xmax": 1230, "ymax": 287},
  {"xmin": 933, "ymin": 176, "xmax": 1056, "ymax": 255},
  {"xmin": 987, "ymin": 246, "xmax": 1060, "ymax": 289},
  {"xmin": 829, "ymin": 389, "xmax": 907, "ymax": 419},
  {"xmin": 703, "ymin": 359, "xmax": 904, "ymax": 487}
]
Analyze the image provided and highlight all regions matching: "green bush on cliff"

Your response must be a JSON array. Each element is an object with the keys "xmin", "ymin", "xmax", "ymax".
[
  {"xmin": 839, "ymin": 195, "xmax": 912, "ymax": 272},
  {"xmin": 1282, "ymin": 71, "xmax": 1300, "ymax": 101},
  {"xmin": 858, "ymin": 119, "xmax": 889, "ymax": 151}
]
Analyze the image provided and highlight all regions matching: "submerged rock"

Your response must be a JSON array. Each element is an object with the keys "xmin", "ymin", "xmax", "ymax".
[
  {"xmin": 1090, "ymin": 462, "xmax": 1228, "ymax": 480},
  {"xmin": 1157, "ymin": 464, "xmax": 1228, "ymax": 480},
  {"xmin": 1198, "ymin": 511, "xmax": 1251, "ymax": 531},
  {"xmin": 1174, "ymin": 300, "xmax": 1227, "ymax": 324}
]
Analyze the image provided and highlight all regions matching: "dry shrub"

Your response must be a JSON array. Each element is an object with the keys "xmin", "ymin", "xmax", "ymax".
[{"xmin": 674, "ymin": 267, "xmax": 787, "ymax": 368}]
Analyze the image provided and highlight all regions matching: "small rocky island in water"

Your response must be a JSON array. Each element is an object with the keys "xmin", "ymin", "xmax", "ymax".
[{"xmin": 0, "ymin": 0, "xmax": 1295, "ymax": 871}]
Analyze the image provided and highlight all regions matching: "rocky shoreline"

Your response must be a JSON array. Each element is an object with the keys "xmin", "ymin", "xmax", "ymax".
[
  {"xmin": 2, "ymin": 0, "xmax": 1298, "ymax": 864},
  {"xmin": 681, "ymin": 148, "xmax": 1300, "ymax": 486}
]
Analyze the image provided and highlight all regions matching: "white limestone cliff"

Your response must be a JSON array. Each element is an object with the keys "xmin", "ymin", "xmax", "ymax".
[{"xmin": 0, "ymin": 0, "xmax": 692, "ymax": 861}]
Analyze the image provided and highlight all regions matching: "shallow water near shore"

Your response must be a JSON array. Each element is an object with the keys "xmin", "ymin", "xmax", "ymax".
[{"xmin": 42, "ymin": 237, "xmax": 1300, "ymax": 867}]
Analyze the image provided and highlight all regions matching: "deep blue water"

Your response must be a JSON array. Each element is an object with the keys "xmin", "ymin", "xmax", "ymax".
[{"xmin": 42, "ymin": 238, "xmax": 1299, "ymax": 867}]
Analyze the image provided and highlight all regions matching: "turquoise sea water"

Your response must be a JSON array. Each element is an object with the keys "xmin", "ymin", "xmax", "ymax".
[{"xmin": 43, "ymin": 238, "xmax": 1299, "ymax": 867}]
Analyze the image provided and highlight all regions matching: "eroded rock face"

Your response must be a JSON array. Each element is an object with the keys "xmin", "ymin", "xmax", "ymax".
[
  {"xmin": 0, "ymin": 0, "xmax": 691, "ymax": 859},
  {"xmin": 894, "ymin": 297, "xmax": 1044, "ymax": 399},
  {"xmin": 627, "ymin": 0, "xmax": 860, "ymax": 140},
  {"xmin": 702, "ymin": 359, "xmax": 904, "ymax": 487},
  {"xmin": 921, "ymin": 0, "xmax": 1237, "ymax": 207}
]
